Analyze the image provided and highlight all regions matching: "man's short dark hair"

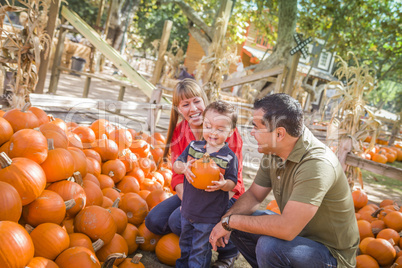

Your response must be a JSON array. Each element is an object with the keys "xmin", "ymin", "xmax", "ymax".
[{"xmin": 254, "ymin": 93, "xmax": 304, "ymax": 137}]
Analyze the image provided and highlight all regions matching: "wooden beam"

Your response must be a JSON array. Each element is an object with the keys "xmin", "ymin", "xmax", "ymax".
[
  {"xmin": 151, "ymin": 20, "xmax": 172, "ymax": 85},
  {"xmin": 35, "ymin": 0, "xmax": 61, "ymax": 93},
  {"xmin": 61, "ymin": 6, "xmax": 156, "ymax": 98},
  {"xmin": 221, "ymin": 65, "xmax": 284, "ymax": 89},
  {"xmin": 346, "ymin": 153, "xmax": 402, "ymax": 181}
]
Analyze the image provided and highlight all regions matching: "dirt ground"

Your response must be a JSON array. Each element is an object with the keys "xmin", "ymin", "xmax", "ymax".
[{"xmin": 36, "ymin": 68, "xmax": 400, "ymax": 268}]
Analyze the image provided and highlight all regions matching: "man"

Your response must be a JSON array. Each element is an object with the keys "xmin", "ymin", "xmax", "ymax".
[{"xmin": 209, "ymin": 93, "xmax": 359, "ymax": 268}]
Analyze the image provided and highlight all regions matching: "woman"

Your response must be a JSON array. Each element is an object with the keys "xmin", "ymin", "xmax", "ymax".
[{"xmin": 145, "ymin": 78, "xmax": 245, "ymax": 267}]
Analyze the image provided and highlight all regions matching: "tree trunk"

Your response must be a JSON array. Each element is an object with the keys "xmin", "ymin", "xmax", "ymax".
[
  {"xmin": 107, "ymin": 0, "xmax": 139, "ymax": 52},
  {"xmin": 253, "ymin": 0, "xmax": 297, "ymax": 92}
]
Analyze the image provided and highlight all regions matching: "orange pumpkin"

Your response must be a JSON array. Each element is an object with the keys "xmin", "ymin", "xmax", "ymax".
[
  {"xmin": 98, "ymin": 174, "xmax": 115, "ymax": 189},
  {"xmin": 146, "ymin": 189, "xmax": 170, "ymax": 210},
  {"xmin": 121, "ymin": 223, "xmax": 140, "ymax": 255},
  {"xmin": 137, "ymin": 222, "xmax": 162, "ymax": 251},
  {"xmin": 108, "ymin": 202, "xmax": 128, "ymax": 235},
  {"xmin": 91, "ymin": 137, "xmax": 119, "ymax": 162},
  {"xmin": 359, "ymin": 237, "xmax": 376, "ymax": 254},
  {"xmin": 140, "ymin": 178, "xmax": 163, "ymax": 192},
  {"xmin": 0, "ymin": 117, "xmax": 13, "ymax": 146},
  {"xmin": 55, "ymin": 246, "xmax": 100, "ymax": 268},
  {"xmin": 30, "ymin": 223, "xmax": 70, "ymax": 260},
  {"xmin": 102, "ymin": 187, "xmax": 120, "ymax": 202},
  {"xmin": 68, "ymin": 147, "xmax": 88, "ymax": 178},
  {"xmin": 82, "ymin": 180, "xmax": 103, "ymax": 206},
  {"xmin": 40, "ymin": 122, "xmax": 69, "ymax": 149},
  {"xmin": 67, "ymin": 132, "xmax": 83, "ymax": 149},
  {"xmin": 41, "ymin": 139, "xmax": 75, "ymax": 183},
  {"xmin": 26, "ymin": 257, "xmax": 59, "ymax": 268},
  {"xmin": 352, "ymin": 189, "xmax": 368, "ymax": 210},
  {"xmin": 28, "ymin": 107, "xmax": 49, "ymax": 125},
  {"xmin": 0, "ymin": 181, "xmax": 22, "ymax": 222},
  {"xmin": 86, "ymin": 157, "xmax": 101, "ymax": 178},
  {"xmin": 357, "ymin": 220, "xmax": 374, "ymax": 241},
  {"xmin": 3, "ymin": 102, "xmax": 40, "ymax": 132},
  {"xmin": 155, "ymin": 233, "xmax": 180, "ymax": 266},
  {"xmin": 22, "ymin": 190, "xmax": 66, "ymax": 226},
  {"xmin": 0, "ymin": 221, "xmax": 34, "ymax": 267},
  {"xmin": 370, "ymin": 220, "xmax": 386, "ymax": 235},
  {"xmin": 90, "ymin": 119, "xmax": 114, "ymax": 139},
  {"xmin": 191, "ymin": 153, "xmax": 220, "ymax": 190},
  {"xmin": 119, "ymin": 149, "xmax": 139, "ymax": 172},
  {"xmin": 116, "ymin": 176, "xmax": 140, "ymax": 194},
  {"xmin": 102, "ymin": 159, "xmax": 126, "ymax": 184},
  {"xmin": 102, "ymin": 196, "xmax": 114, "ymax": 208},
  {"xmin": 109, "ymin": 128, "xmax": 133, "ymax": 150},
  {"xmin": 83, "ymin": 148, "xmax": 102, "ymax": 164},
  {"xmin": 126, "ymin": 167, "xmax": 145, "ymax": 185},
  {"xmin": 376, "ymin": 228, "xmax": 400, "ymax": 245},
  {"xmin": 49, "ymin": 117, "xmax": 68, "ymax": 132},
  {"xmin": 0, "ymin": 153, "xmax": 46, "ymax": 205},
  {"xmin": 46, "ymin": 180, "xmax": 87, "ymax": 218},
  {"xmin": 355, "ymin": 254, "xmax": 379, "ymax": 268},
  {"xmin": 72, "ymin": 126, "xmax": 96, "ymax": 148},
  {"xmin": 83, "ymin": 173, "xmax": 100, "ymax": 187},
  {"xmin": 8, "ymin": 129, "xmax": 48, "ymax": 164},
  {"xmin": 119, "ymin": 192, "xmax": 149, "ymax": 226},
  {"xmin": 130, "ymin": 139, "xmax": 150, "ymax": 158},
  {"xmin": 383, "ymin": 211, "xmax": 402, "ymax": 232},
  {"xmin": 74, "ymin": 205, "xmax": 117, "ymax": 245},
  {"xmin": 95, "ymin": 233, "xmax": 128, "ymax": 265},
  {"xmin": 365, "ymin": 238, "xmax": 396, "ymax": 266},
  {"xmin": 119, "ymin": 254, "xmax": 145, "ymax": 268},
  {"xmin": 372, "ymin": 153, "xmax": 387, "ymax": 164},
  {"xmin": 68, "ymin": 233, "xmax": 95, "ymax": 252}
]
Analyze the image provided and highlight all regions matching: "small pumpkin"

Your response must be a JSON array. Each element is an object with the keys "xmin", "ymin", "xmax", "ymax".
[
  {"xmin": 352, "ymin": 189, "xmax": 368, "ymax": 210},
  {"xmin": 86, "ymin": 157, "xmax": 101, "ymax": 178},
  {"xmin": 82, "ymin": 180, "xmax": 103, "ymax": 206},
  {"xmin": 191, "ymin": 153, "xmax": 220, "ymax": 190},
  {"xmin": 0, "ymin": 221, "xmax": 34, "ymax": 267},
  {"xmin": 119, "ymin": 192, "xmax": 149, "ymax": 226},
  {"xmin": 365, "ymin": 238, "xmax": 396, "ymax": 266},
  {"xmin": 95, "ymin": 233, "xmax": 128, "ymax": 265},
  {"xmin": 109, "ymin": 128, "xmax": 133, "ymax": 150},
  {"xmin": 357, "ymin": 220, "xmax": 374, "ymax": 241},
  {"xmin": 146, "ymin": 189, "xmax": 170, "ymax": 210},
  {"xmin": 90, "ymin": 119, "xmax": 114, "ymax": 139},
  {"xmin": 119, "ymin": 253, "xmax": 145, "ymax": 268},
  {"xmin": 55, "ymin": 246, "xmax": 100, "ymax": 268},
  {"xmin": 0, "ymin": 117, "xmax": 13, "ymax": 146},
  {"xmin": 68, "ymin": 233, "xmax": 96, "ymax": 252},
  {"xmin": 22, "ymin": 190, "xmax": 67, "ymax": 226},
  {"xmin": 355, "ymin": 254, "xmax": 379, "ymax": 268},
  {"xmin": 121, "ymin": 223, "xmax": 140, "ymax": 255},
  {"xmin": 72, "ymin": 126, "xmax": 96, "ymax": 148},
  {"xmin": 68, "ymin": 147, "xmax": 88, "ymax": 178},
  {"xmin": 137, "ymin": 222, "xmax": 162, "ymax": 252},
  {"xmin": 101, "ymin": 159, "xmax": 126, "ymax": 184},
  {"xmin": 108, "ymin": 198, "xmax": 128, "ymax": 234},
  {"xmin": 8, "ymin": 129, "xmax": 48, "ymax": 164},
  {"xmin": 3, "ymin": 102, "xmax": 40, "ymax": 132},
  {"xmin": 383, "ymin": 211, "xmax": 402, "ymax": 232},
  {"xmin": 155, "ymin": 233, "xmax": 181, "ymax": 266},
  {"xmin": 129, "ymin": 139, "xmax": 150, "ymax": 158},
  {"xmin": 28, "ymin": 106, "xmax": 49, "ymax": 125},
  {"xmin": 91, "ymin": 137, "xmax": 119, "ymax": 162},
  {"xmin": 26, "ymin": 257, "xmax": 59, "ymax": 268},
  {"xmin": 116, "ymin": 176, "xmax": 140, "ymax": 194},
  {"xmin": 74, "ymin": 205, "xmax": 117, "ymax": 245},
  {"xmin": 0, "ymin": 181, "xmax": 22, "ymax": 222},
  {"xmin": 0, "ymin": 153, "xmax": 46, "ymax": 205},
  {"xmin": 30, "ymin": 223, "xmax": 70, "ymax": 260}
]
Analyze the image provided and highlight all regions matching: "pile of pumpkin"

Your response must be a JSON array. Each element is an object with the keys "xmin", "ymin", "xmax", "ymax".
[
  {"xmin": 358, "ymin": 136, "xmax": 402, "ymax": 164},
  {"xmin": 353, "ymin": 189, "xmax": 402, "ymax": 267},
  {"xmin": 0, "ymin": 103, "xmax": 181, "ymax": 267}
]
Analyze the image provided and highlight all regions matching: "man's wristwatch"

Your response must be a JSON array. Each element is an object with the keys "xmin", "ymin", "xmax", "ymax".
[{"xmin": 221, "ymin": 215, "xmax": 233, "ymax": 231}]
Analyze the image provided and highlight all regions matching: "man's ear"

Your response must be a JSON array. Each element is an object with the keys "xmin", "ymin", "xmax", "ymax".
[{"xmin": 276, "ymin": 127, "xmax": 286, "ymax": 141}]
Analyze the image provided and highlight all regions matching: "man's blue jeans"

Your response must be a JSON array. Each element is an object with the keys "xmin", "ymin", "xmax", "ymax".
[
  {"xmin": 145, "ymin": 194, "xmax": 238, "ymax": 259},
  {"xmin": 230, "ymin": 210, "xmax": 338, "ymax": 268},
  {"xmin": 176, "ymin": 217, "xmax": 215, "ymax": 268}
]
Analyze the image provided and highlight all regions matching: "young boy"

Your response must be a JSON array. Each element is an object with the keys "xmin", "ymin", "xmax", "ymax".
[{"xmin": 173, "ymin": 100, "xmax": 239, "ymax": 268}]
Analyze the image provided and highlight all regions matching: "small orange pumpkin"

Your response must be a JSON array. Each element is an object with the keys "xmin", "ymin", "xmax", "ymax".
[
  {"xmin": 155, "ymin": 233, "xmax": 180, "ymax": 266},
  {"xmin": 191, "ymin": 153, "xmax": 220, "ymax": 190}
]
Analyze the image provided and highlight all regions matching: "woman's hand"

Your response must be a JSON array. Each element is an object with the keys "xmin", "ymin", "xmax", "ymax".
[{"xmin": 205, "ymin": 173, "xmax": 226, "ymax": 192}]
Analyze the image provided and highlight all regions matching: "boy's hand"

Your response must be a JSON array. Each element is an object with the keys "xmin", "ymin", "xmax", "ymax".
[
  {"xmin": 183, "ymin": 159, "xmax": 196, "ymax": 183},
  {"xmin": 205, "ymin": 173, "xmax": 226, "ymax": 192}
]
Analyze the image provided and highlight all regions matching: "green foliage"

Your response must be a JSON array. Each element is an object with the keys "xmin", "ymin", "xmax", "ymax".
[
  {"xmin": 366, "ymin": 80, "xmax": 402, "ymax": 113},
  {"xmin": 130, "ymin": 0, "xmax": 189, "ymax": 56},
  {"xmin": 63, "ymin": 0, "xmax": 102, "ymax": 27}
]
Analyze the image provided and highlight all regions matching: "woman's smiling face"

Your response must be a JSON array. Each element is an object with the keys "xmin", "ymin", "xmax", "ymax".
[{"xmin": 177, "ymin": 96, "xmax": 206, "ymax": 128}]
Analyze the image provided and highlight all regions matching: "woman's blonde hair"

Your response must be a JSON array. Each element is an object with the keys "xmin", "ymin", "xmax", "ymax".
[{"xmin": 162, "ymin": 78, "xmax": 209, "ymax": 160}]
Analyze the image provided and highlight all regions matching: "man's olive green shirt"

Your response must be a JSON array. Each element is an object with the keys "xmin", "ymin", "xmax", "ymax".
[{"xmin": 254, "ymin": 127, "xmax": 359, "ymax": 268}]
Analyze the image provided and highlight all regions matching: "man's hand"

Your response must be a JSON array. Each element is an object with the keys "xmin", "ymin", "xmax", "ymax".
[
  {"xmin": 205, "ymin": 173, "xmax": 226, "ymax": 192},
  {"xmin": 209, "ymin": 221, "xmax": 231, "ymax": 251}
]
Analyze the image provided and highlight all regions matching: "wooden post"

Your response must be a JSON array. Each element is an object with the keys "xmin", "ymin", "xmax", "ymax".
[
  {"xmin": 35, "ymin": 0, "xmax": 62, "ymax": 93},
  {"xmin": 282, "ymin": 52, "xmax": 301, "ymax": 95},
  {"xmin": 83, "ymin": 77, "xmax": 91, "ymax": 98},
  {"xmin": 147, "ymin": 86, "xmax": 163, "ymax": 133},
  {"xmin": 151, "ymin": 20, "xmax": 173, "ymax": 85},
  {"xmin": 48, "ymin": 21, "xmax": 67, "ymax": 94},
  {"xmin": 116, "ymin": 86, "xmax": 126, "ymax": 114}
]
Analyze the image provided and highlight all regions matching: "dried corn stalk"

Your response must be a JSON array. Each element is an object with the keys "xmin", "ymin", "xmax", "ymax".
[
  {"xmin": 161, "ymin": 39, "xmax": 184, "ymax": 85},
  {"xmin": 0, "ymin": 0, "xmax": 51, "ymax": 108},
  {"xmin": 195, "ymin": 15, "xmax": 240, "ymax": 102},
  {"xmin": 325, "ymin": 52, "xmax": 380, "ymax": 188}
]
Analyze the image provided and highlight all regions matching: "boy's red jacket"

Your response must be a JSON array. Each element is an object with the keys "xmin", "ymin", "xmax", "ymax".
[{"xmin": 170, "ymin": 120, "xmax": 245, "ymax": 199}]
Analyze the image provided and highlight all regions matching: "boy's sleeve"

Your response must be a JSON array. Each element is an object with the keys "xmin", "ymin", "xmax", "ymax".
[
  {"xmin": 175, "ymin": 142, "xmax": 191, "ymax": 164},
  {"xmin": 224, "ymin": 153, "xmax": 238, "ymax": 185}
]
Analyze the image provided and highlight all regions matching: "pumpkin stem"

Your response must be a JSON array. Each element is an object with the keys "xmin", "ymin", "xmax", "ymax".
[
  {"xmin": 25, "ymin": 224, "xmax": 34, "ymax": 234},
  {"xmin": 92, "ymin": 238, "xmax": 105, "ymax": 252},
  {"xmin": 371, "ymin": 208, "xmax": 383, "ymax": 218},
  {"xmin": 202, "ymin": 153, "xmax": 211, "ymax": 163},
  {"xmin": 48, "ymin": 114, "xmax": 55, "ymax": 122},
  {"xmin": 113, "ymin": 187, "xmax": 121, "ymax": 193},
  {"xmin": 131, "ymin": 253, "xmax": 143, "ymax": 264},
  {"xmin": 112, "ymin": 197, "xmax": 120, "ymax": 208},
  {"xmin": 47, "ymin": 139, "xmax": 55, "ymax": 150},
  {"xmin": 65, "ymin": 199, "xmax": 76, "ymax": 210},
  {"xmin": 0, "ymin": 152, "xmax": 12, "ymax": 169},
  {"xmin": 21, "ymin": 102, "xmax": 31, "ymax": 112},
  {"xmin": 136, "ymin": 236, "xmax": 145, "ymax": 244},
  {"xmin": 388, "ymin": 238, "xmax": 395, "ymax": 246},
  {"xmin": 72, "ymin": 171, "xmax": 83, "ymax": 186},
  {"xmin": 372, "ymin": 228, "xmax": 381, "ymax": 236},
  {"xmin": 108, "ymin": 171, "xmax": 115, "ymax": 177},
  {"xmin": 101, "ymin": 253, "xmax": 126, "ymax": 268}
]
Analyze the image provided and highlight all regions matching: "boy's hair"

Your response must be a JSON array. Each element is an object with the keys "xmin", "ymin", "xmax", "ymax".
[
  {"xmin": 204, "ymin": 100, "xmax": 237, "ymax": 129},
  {"xmin": 254, "ymin": 93, "xmax": 304, "ymax": 137}
]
